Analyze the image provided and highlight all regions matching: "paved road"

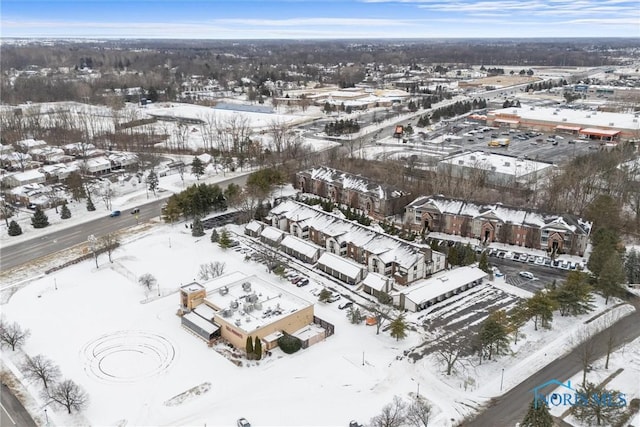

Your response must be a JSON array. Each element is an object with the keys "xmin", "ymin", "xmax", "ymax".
[
  {"xmin": 0, "ymin": 174, "xmax": 249, "ymax": 271},
  {"xmin": 1, "ymin": 383, "xmax": 37, "ymax": 427},
  {"xmin": 466, "ymin": 295, "xmax": 640, "ymax": 427}
]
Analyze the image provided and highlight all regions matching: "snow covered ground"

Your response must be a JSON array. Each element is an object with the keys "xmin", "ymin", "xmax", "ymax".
[
  {"xmin": 1, "ymin": 213, "xmax": 636, "ymax": 426},
  {"xmin": 549, "ymin": 335, "xmax": 640, "ymax": 426}
]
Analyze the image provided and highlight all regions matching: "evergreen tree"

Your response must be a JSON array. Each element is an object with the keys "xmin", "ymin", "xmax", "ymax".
[
  {"xmin": 447, "ymin": 245, "xmax": 459, "ymax": 266},
  {"xmin": 597, "ymin": 253, "xmax": 626, "ymax": 304},
  {"xmin": 318, "ymin": 288, "xmax": 332, "ymax": 303},
  {"xmin": 625, "ymin": 249, "xmax": 640, "ymax": 284},
  {"xmin": 210, "ymin": 229, "xmax": 219, "ymax": 243},
  {"xmin": 31, "ymin": 207, "xmax": 49, "ymax": 229},
  {"xmin": 479, "ymin": 310, "xmax": 510, "ymax": 360},
  {"xmin": 348, "ymin": 307, "xmax": 363, "ymax": 324},
  {"xmin": 60, "ymin": 203, "xmax": 71, "ymax": 220},
  {"xmin": 389, "ymin": 314, "xmax": 408, "ymax": 341},
  {"xmin": 521, "ymin": 399, "xmax": 553, "ymax": 427},
  {"xmin": 218, "ymin": 228, "xmax": 232, "ymax": 249},
  {"xmin": 191, "ymin": 157, "xmax": 205, "ymax": 180},
  {"xmin": 86, "ymin": 197, "xmax": 96, "ymax": 211},
  {"xmin": 245, "ymin": 336, "xmax": 254, "ymax": 358},
  {"xmin": 191, "ymin": 218, "xmax": 205, "ymax": 237},
  {"xmin": 569, "ymin": 382, "xmax": 625, "ymax": 426},
  {"xmin": 552, "ymin": 272, "xmax": 595, "ymax": 316},
  {"xmin": 8, "ymin": 220, "xmax": 22, "ymax": 236},
  {"xmin": 526, "ymin": 291, "xmax": 558, "ymax": 330},
  {"xmin": 478, "ymin": 251, "xmax": 490, "ymax": 274},
  {"xmin": 254, "ymin": 337, "xmax": 262, "ymax": 360},
  {"xmin": 587, "ymin": 228, "xmax": 621, "ymax": 278},
  {"xmin": 146, "ymin": 170, "xmax": 159, "ymax": 196}
]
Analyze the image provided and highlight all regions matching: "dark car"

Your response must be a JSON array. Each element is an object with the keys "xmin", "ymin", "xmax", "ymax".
[
  {"xmin": 339, "ymin": 301, "xmax": 353, "ymax": 310},
  {"xmin": 110, "ymin": 210, "xmax": 121, "ymax": 217},
  {"xmin": 27, "ymin": 203, "xmax": 38, "ymax": 210},
  {"xmin": 297, "ymin": 278, "xmax": 310, "ymax": 287}
]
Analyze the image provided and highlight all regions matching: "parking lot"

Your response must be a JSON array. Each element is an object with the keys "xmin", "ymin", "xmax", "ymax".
[{"xmin": 448, "ymin": 124, "xmax": 600, "ymax": 164}]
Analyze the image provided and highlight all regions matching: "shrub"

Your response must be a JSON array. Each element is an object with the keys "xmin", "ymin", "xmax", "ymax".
[{"xmin": 277, "ymin": 334, "xmax": 302, "ymax": 354}]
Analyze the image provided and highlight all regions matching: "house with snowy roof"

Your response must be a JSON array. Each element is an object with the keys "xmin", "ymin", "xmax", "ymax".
[
  {"xmin": 405, "ymin": 195, "xmax": 591, "ymax": 256},
  {"xmin": 296, "ymin": 167, "xmax": 411, "ymax": 219},
  {"xmin": 268, "ymin": 200, "xmax": 445, "ymax": 285}
]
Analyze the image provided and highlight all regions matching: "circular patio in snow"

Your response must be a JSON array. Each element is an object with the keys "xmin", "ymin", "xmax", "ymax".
[{"xmin": 82, "ymin": 331, "xmax": 176, "ymax": 383}]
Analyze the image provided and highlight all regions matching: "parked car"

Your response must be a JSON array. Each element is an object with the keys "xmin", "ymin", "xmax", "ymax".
[
  {"xmin": 519, "ymin": 254, "xmax": 528, "ymax": 262},
  {"xmin": 535, "ymin": 256, "xmax": 545, "ymax": 265},
  {"xmin": 338, "ymin": 301, "xmax": 353, "ymax": 310},
  {"xmin": 328, "ymin": 294, "xmax": 341, "ymax": 303},
  {"xmin": 497, "ymin": 251, "xmax": 506, "ymax": 259},
  {"xmin": 27, "ymin": 203, "xmax": 38, "ymax": 210},
  {"xmin": 110, "ymin": 210, "xmax": 121, "ymax": 217},
  {"xmin": 297, "ymin": 278, "xmax": 310, "ymax": 287},
  {"xmin": 519, "ymin": 271, "xmax": 535, "ymax": 280},
  {"xmin": 504, "ymin": 252, "xmax": 514, "ymax": 260},
  {"xmin": 237, "ymin": 418, "xmax": 251, "ymax": 427},
  {"xmin": 131, "ymin": 208, "xmax": 140, "ymax": 214}
]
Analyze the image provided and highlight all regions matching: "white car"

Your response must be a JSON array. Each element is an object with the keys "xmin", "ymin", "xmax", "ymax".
[
  {"xmin": 519, "ymin": 271, "xmax": 534, "ymax": 280},
  {"xmin": 237, "ymin": 418, "xmax": 251, "ymax": 427},
  {"xmin": 534, "ymin": 256, "xmax": 545, "ymax": 265}
]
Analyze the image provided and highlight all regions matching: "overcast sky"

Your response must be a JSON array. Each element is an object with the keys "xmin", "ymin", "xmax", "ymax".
[{"xmin": 2, "ymin": 0, "xmax": 639, "ymax": 39}]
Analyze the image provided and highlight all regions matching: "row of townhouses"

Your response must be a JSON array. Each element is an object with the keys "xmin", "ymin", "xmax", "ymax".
[
  {"xmin": 295, "ymin": 167, "xmax": 592, "ymax": 257},
  {"xmin": 246, "ymin": 200, "xmax": 446, "ymax": 286}
]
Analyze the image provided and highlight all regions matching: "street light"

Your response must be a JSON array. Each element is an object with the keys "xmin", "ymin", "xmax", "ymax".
[
  {"xmin": 500, "ymin": 368, "xmax": 505, "ymax": 391},
  {"xmin": 44, "ymin": 408, "xmax": 48, "ymax": 425},
  {"xmin": 411, "ymin": 377, "xmax": 420, "ymax": 397}
]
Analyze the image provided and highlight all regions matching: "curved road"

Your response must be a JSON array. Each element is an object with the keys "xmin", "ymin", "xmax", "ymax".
[
  {"xmin": 1, "ymin": 383, "xmax": 37, "ymax": 427},
  {"xmin": 466, "ymin": 296, "xmax": 640, "ymax": 427},
  {"xmin": 0, "ymin": 174, "xmax": 249, "ymax": 271}
]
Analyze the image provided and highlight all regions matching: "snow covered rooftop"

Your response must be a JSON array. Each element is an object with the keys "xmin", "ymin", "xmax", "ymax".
[
  {"xmin": 302, "ymin": 166, "xmax": 407, "ymax": 201},
  {"xmin": 407, "ymin": 195, "xmax": 591, "ymax": 234},
  {"xmin": 245, "ymin": 220, "xmax": 264, "ymax": 233},
  {"xmin": 400, "ymin": 266, "xmax": 487, "ymax": 305},
  {"xmin": 490, "ymin": 105, "xmax": 639, "ymax": 131},
  {"xmin": 203, "ymin": 274, "xmax": 313, "ymax": 334},
  {"xmin": 362, "ymin": 272, "xmax": 390, "ymax": 292},
  {"xmin": 317, "ymin": 252, "xmax": 365, "ymax": 279},
  {"xmin": 270, "ymin": 200, "xmax": 430, "ymax": 269},
  {"xmin": 260, "ymin": 226, "xmax": 285, "ymax": 242},
  {"xmin": 439, "ymin": 151, "xmax": 553, "ymax": 178},
  {"xmin": 183, "ymin": 312, "xmax": 219, "ymax": 335},
  {"xmin": 281, "ymin": 235, "xmax": 322, "ymax": 259}
]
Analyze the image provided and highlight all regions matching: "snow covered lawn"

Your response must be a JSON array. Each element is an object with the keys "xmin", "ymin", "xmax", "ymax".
[{"xmin": 1, "ymin": 218, "xmax": 636, "ymax": 426}]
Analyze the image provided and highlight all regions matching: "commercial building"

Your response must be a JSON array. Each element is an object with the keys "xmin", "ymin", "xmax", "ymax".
[
  {"xmin": 405, "ymin": 195, "xmax": 591, "ymax": 256},
  {"xmin": 438, "ymin": 151, "xmax": 553, "ymax": 188},
  {"xmin": 179, "ymin": 272, "xmax": 320, "ymax": 352},
  {"xmin": 487, "ymin": 105, "xmax": 639, "ymax": 142}
]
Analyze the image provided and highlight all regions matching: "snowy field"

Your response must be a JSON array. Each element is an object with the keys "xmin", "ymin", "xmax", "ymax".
[
  {"xmin": 1, "ymin": 211, "xmax": 637, "ymax": 426},
  {"xmin": 549, "ymin": 336, "xmax": 640, "ymax": 426}
]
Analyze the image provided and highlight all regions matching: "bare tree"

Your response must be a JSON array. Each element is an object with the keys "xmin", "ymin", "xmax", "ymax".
[
  {"xmin": 0, "ymin": 320, "xmax": 31, "ymax": 351},
  {"xmin": 98, "ymin": 181, "xmax": 115, "ymax": 211},
  {"xmin": 406, "ymin": 396, "xmax": 432, "ymax": 427},
  {"xmin": 47, "ymin": 379, "xmax": 89, "ymax": 414},
  {"xmin": 198, "ymin": 261, "xmax": 226, "ymax": 281},
  {"xmin": 572, "ymin": 327, "xmax": 597, "ymax": 387},
  {"xmin": 99, "ymin": 233, "xmax": 119, "ymax": 263},
  {"xmin": 601, "ymin": 311, "xmax": 619, "ymax": 370},
  {"xmin": 436, "ymin": 334, "xmax": 468, "ymax": 376},
  {"xmin": 370, "ymin": 395, "xmax": 407, "ymax": 427},
  {"xmin": 21, "ymin": 354, "xmax": 61, "ymax": 390},
  {"xmin": 367, "ymin": 303, "xmax": 394, "ymax": 335},
  {"xmin": 138, "ymin": 273, "xmax": 157, "ymax": 292}
]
